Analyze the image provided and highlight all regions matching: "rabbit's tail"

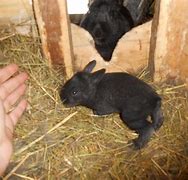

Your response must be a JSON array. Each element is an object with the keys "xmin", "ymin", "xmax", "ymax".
[{"xmin": 151, "ymin": 100, "xmax": 164, "ymax": 131}]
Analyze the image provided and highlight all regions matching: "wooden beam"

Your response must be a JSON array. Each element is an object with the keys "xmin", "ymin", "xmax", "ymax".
[
  {"xmin": 148, "ymin": 0, "xmax": 188, "ymax": 87},
  {"xmin": 33, "ymin": 0, "xmax": 74, "ymax": 78}
]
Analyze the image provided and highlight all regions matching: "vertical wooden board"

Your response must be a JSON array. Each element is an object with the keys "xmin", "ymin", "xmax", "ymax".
[
  {"xmin": 33, "ymin": 0, "xmax": 74, "ymax": 78},
  {"xmin": 58, "ymin": 0, "xmax": 74, "ymax": 76},
  {"xmin": 149, "ymin": 0, "xmax": 188, "ymax": 87},
  {"xmin": 164, "ymin": 0, "xmax": 188, "ymax": 85},
  {"xmin": 38, "ymin": 0, "xmax": 63, "ymax": 65},
  {"xmin": 33, "ymin": 0, "xmax": 51, "ymax": 64}
]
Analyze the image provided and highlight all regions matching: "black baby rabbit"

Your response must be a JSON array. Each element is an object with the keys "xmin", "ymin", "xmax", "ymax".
[{"xmin": 60, "ymin": 60, "xmax": 164, "ymax": 149}]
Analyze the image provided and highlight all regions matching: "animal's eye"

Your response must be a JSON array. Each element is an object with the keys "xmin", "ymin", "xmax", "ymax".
[{"xmin": 72, "ymin": 90, "xmax": 78, "ymax": 96}]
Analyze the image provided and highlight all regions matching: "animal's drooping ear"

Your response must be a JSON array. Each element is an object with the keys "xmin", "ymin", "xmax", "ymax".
[
  {"xmin": 92, "ymin": 69, "xmax": 106, "ymax": 84},
  {"xmin": 83, "ymin": 60, "xmax": 96, "ymax": 73}
]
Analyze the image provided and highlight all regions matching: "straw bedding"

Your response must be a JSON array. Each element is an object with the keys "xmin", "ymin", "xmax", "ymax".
[{"xmin": 0, "ymin": 29, "xmax": 188, "ymax": 179}]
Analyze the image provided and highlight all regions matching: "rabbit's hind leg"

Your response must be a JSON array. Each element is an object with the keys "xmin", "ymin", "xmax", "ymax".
[
  {"xmin": 120, "ymin": 112, "xmax": 154, "ymax": 149},
  {"xmin": 132, "ymin": 124, "xmax": 155, "ymax": 149}
]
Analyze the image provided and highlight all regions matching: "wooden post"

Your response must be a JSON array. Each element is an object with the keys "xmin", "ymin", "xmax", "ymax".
[
  {"xmin": 148, "ymin": 0, "xmax": 188, "ymax": 87},
  {"xmin": 33, "ymin": 0, "xmax": 74, "ymax": 78}
]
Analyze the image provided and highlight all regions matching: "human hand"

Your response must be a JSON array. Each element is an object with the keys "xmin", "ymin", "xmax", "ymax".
[{"xmin": 0, "ymin": 64, "xmax": 28, "ymax": 175}]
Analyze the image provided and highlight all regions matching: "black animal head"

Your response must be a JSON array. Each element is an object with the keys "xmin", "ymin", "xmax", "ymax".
[
  {"xmin": 81, "ymin": 0, "xmax": 133, "ymax": 61},
  {"xmin": 60, "ymin": 60, "xmax": 105, "ymax": 107}
]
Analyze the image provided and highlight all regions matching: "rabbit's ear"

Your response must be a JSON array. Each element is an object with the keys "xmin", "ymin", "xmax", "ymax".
[
  {"xmin": 83, "ymin": 60, "xmax": 96, "ymax": 73},
  {"xmin": 92, "ymin": 69, "xmax": 105, "ymax": 84}
]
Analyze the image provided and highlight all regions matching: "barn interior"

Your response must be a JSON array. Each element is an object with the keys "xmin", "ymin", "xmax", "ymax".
[{"xmin": 0, "ymin": 0, "xmax": 188, "ymax": 179}]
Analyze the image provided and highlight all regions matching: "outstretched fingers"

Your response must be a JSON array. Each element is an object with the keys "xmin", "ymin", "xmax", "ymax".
[
  {"xmin": 0, "ymin": 72, "xmax": 28, "ymax": 100},
  {"xmin": 0, "ymin": 64, "xmax": 18, "ymax": 84},
  {"xmin": 3, "ymin": 84, "xmax": 27, "ymax": 113}
]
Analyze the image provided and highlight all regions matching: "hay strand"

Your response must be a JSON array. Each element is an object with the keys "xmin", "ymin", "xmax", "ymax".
[
  {"xmin": 4, "ymin": 153, "xmax": 31, "ymax": 180},
  {"xmin": 15, "ymin": 111, "xmax": 77, "ymax": 155}
]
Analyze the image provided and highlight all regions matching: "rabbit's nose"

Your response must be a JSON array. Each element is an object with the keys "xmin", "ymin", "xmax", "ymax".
[
  {"xmin": 60, "ymin": 96, "xmax": 66, "ymax": 104},
  {"xmin": 62, "ymin": 98, "xmax": 68, "ymax": 104},
  {"xmin": 60, "ymin": 94, "xmax": 67, "ymax": 103}
]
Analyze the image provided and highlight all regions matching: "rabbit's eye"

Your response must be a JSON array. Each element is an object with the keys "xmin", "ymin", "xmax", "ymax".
[{"xmin": 72, "ymin": 90, "xmax": 78, "ymax": 96}]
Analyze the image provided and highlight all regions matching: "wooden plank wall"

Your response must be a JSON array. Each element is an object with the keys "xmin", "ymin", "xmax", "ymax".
[
  {"xmin": 33, "ymin": 0, "xmax": 74, "ymax": 78},
  {"xmin": 1, "ymin": 0, "xmax": 188, "ymax": 87},
  {"xmin": 149, "ymin": 0, "xmax": 188, "ymax": 87},
  {"xmin": 33, "ymin": 0, "xmax": 151, "ymax": 76}
]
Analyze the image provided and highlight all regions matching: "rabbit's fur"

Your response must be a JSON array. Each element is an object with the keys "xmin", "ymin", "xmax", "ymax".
[
  {"xmin": 60, "ymin": 60, "xmax": 164, "ymax": 149},
  {"xmin": 80, "ymin": 0, "xmax": 133, "ymax": 61}
]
